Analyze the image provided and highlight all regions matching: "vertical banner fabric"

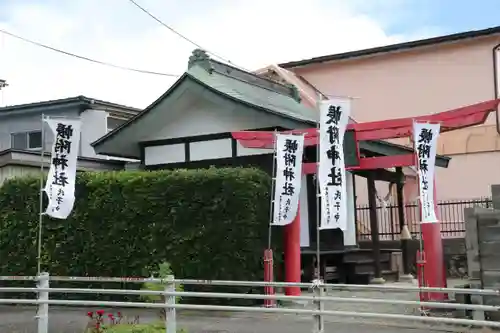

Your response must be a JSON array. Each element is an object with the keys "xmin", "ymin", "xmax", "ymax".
[
  {"xmin": 272, "ymin": 133, "xmax": 305, "ymax": 226},
  {"xmin": 413, "ymin": 121, "xmax": 440, "ymax": 223},
  {"xmin": 299, "ymin": 175, "xmax": 310, "ymax": 247},
  {"xmin": 44, "ymin": 118, "xmax": 81, "ymax": 219},
  {"xmin": 318, "ymin": 98, "xmax": 352, "ymax": 230}
]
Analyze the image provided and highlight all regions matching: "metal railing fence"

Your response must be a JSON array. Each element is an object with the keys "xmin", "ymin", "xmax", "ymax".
[
  {"xmin": 356, "ymin": 197, "xmax": 492, "ymax": 240},
  {"xmin": 0, "ymin": 273, "xmax": 500, "ymax": 333}
]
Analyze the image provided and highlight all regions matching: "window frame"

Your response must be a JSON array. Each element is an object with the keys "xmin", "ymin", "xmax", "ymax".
[
  {"xmin": 10, "ymin": 130, "xmax": 43, "ymax": 151},
  {"xmin": 107, "ymin": 116, "xmax": 127, "ymax": 133}
]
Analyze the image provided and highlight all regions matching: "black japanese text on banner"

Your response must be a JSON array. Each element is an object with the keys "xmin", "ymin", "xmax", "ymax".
[
  {"xmin": 318, "ymin": 98, "xmax": 351, "ymax": 230},
  {"xmin": 44, "ymin": 118, "xmax": 82, "ymax": 219},
  {"xmin": 413, "ymin": 121, "xmax": 440, "ymax": 223},
  {"xmin": 272, "ymin": 133, "xmax": 305, "ymax": 226}
]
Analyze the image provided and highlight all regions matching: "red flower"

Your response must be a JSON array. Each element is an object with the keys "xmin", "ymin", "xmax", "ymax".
[
  {"xmin": 96, "ymin": 310, "xmax": 105, "ymax": 316},
  {"xmin": 108, "ymin": 313, "xmax": 114, "ymax": 318},
  {"xmin": 87, "ymin": 311, "xmax": 93, "ymax": 318},
  {"xmin": 117, "ymin": 311, "xmax": 122, "ymax": 317}
]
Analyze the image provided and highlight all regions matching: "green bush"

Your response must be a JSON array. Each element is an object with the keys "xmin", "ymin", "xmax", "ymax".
[
  {"xmin": 141, "ymin": 261, "xmax": 183, "ymax": 319},
  {"xmin": 141, "ymin": 262, "xmax": 183, "ymax": 304},
  {"xmin": 0, "ymin": 168, "xmax": 274, "ymax": 302}
]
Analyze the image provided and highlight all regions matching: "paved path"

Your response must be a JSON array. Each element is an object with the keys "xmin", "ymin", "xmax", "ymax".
[
  {"xmin": 0, "ymin": 306, "xmax": 480, "ymax": 333},
  {"xmin": 0, "ymin": 279, "xmax": 485, "ymax": 332}
]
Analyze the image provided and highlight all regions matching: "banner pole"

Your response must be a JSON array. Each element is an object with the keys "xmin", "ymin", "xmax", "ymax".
[
  {"xmin": 264, "ymin": 129, "xmax": 278, "ymax": 306},
  {"xmin": 37, "ymin": 114, "xmax": 46, "ymax": 275},
  {"xmin": 267, "ymin": 129, "xmax": 278, "ymax": 249},
  {"xmin": 315, "ymin": 97, "xmax": 322, "ymax": 280}
]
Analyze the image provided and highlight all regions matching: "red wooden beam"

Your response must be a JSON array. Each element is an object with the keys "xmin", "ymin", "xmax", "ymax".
[
  {"xmin": 353, "ymin": 99, "xmax": 498, "ymax": 132},
  {"xmin": 232, "ymin": 99, "xmax": 500, "ymax": 148},
  {"xmin": 352, "ymin": 100, "xmax": 497, "ymax": 141},
  {"xmin": 356, "ymin": 154, "xmax": 415, "ymax": 169},
  {"xmin": 232, "ymin": 129, "xmax": 317, "ymax": 149}
]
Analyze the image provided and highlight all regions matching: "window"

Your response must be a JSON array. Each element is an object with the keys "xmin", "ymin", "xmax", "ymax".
[
  {"xmin": 107, "ymin": 117, "xmax": 127, "ymax": 133},
  {"xmin": 11, "ymin": 131, "xmax": 43, "ymax": 150}
]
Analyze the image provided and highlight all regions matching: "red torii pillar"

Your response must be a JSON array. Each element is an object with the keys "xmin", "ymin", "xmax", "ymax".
[
  {"xmin": 232, "ymin": 99, "xmax": 499, "ymax": 297},
  {"xmin": 284, "ymin": 206, "xmax": 302, "ymax": 295}
]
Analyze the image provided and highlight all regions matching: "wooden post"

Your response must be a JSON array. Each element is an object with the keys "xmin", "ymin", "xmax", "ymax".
[
  {"xmin": 263, "ymin": 249, "xmax": 276, "ymax": 307},
  {"xmin": 396, "ymin": 167, "xmax": 412, "ymax": 279},
  {"xmin": 367, "ymin": 173, "xmax": 384, "ymax": 283}
]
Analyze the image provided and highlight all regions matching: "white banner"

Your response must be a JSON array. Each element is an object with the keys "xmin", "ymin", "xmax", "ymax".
[
  {"xmin": 318, "ymin": 98, "xmax": 351, "ymax": 230},
  {"xmin": 272, "ymin": 133, "xmax": 305, "ymax": 226},
  {"xmin": 44, "ymin": 118, "xmax": 82, "ymax": 219},
  {"xmin": 413, "ymin": 122, "xmax": 440, "ymax": 223}
]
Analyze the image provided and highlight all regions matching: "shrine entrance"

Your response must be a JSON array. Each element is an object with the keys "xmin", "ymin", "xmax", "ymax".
[{"xmin": 232, "ymin": 99, "xmax": 500, "ymax": 299}]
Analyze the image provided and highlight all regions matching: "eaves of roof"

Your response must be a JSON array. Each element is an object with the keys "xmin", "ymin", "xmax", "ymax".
[
  {"xmin": 0, "ymin": 95, "xmax": 140, "ymax": 114},
  {"xmin": 280, "ymin": 25, "xmax": 500, "ymax": 69}
]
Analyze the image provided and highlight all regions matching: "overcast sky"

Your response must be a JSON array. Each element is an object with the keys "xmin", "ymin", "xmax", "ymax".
[{"xmin": 0, "ymin": 0, "xmax": 498, "ymax": 108}]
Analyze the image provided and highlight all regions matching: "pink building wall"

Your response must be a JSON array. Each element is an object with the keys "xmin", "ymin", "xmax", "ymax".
[{"xmin": 287, "ymin": 35, "xmax": 500, "ymax": 204}]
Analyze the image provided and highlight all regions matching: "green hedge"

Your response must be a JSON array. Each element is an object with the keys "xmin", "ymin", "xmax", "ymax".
[{"xmin": 0, "ymin": 167, "xmax": 275, "ymax": 302}]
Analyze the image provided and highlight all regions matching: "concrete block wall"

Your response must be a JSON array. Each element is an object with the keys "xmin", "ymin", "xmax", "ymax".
[
  {"xmin": 464, "ymin": 184, "xmax": 500, "ymax": 321},
  {"xmin": 443, "ymin": 238, "xmax": 467, "ymax": 278},
  {"xmin": 465, "ymin": 207, "xmax": 481, "ymax": 281},
  {"xmin": 493, "ymin": 185, "xmax": 500, "ymax": 210}
]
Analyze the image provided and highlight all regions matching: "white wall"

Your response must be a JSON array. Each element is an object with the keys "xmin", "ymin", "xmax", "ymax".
[
  {"xmin": 0, "ymin": 165, "xmax": 40, "ymax": 185},
  {"xmin": 144, "ymin": 144, "xmax": 185, "ymax": 165},
  {"xmin": 80, "ymin": 109, "xmax": 108, "ymax": 158},
  {"xmin": 190, "ymin": 139, "xmax": 232, "ymax": 161},
  {"xmin": 143, "ymin": 98, "xmax": 309, "ymax": 142},
  {"xmin": 143, "ymin": 138, "xmax": 272, "ymax": 166}
]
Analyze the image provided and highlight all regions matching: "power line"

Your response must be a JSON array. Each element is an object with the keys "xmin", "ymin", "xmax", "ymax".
[
  {"xmin": 0, "ymin": 28, "xmax": 181, "ymax": 77},
  {"xmin": 127, "ymin": 0, "xmax": 250, "ymax": 72}
]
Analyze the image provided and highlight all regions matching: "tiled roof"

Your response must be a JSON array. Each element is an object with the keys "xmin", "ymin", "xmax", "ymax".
[{"xmin": 187, "ymin": 64, "xmax": 317, "ymax": 124}]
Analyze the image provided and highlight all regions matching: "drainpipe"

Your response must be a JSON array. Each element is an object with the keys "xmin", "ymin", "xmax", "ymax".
[{"xmin": 494, "ymin": 42, "xmax": 500, "ymax": 134}]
